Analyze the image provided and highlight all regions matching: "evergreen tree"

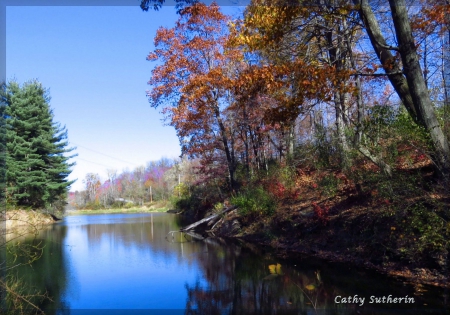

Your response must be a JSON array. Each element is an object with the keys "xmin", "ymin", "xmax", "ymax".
[
  {"xmin": 0, "ymin": 82, "xmax": 6, "ymax": 208},
  {"xmin": 3, "ymin": 80, "xmax": 75, "ymax": 210}
]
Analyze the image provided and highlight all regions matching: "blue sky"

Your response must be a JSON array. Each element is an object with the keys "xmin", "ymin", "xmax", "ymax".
[{"xmin": 6, "ymin": 5, "xmax": 243, "ymax": 191}]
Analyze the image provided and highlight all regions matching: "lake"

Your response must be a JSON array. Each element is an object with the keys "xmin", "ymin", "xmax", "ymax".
[{"xmin": 4, "ymin": 213, "xmax": 448, "ymax": 314}]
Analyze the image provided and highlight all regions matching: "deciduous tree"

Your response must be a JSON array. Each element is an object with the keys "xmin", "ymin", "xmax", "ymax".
[{"xmin": 147, "ymin": 2, "xmax": 242, "ymax": 190}]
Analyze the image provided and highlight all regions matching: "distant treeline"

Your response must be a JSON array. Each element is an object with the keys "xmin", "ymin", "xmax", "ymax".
[{"xmin": 69, "ymin": 157, "xmax": 200, "ymax": 209}]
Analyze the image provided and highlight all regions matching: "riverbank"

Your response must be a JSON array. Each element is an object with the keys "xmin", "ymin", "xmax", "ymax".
[
  {"xmin": 2, "ymin": 210, "xmax": 58, "ymax": 242},
  {"xmin": 3, "ymin": 210, "xmax": 56, "ymax": 229},
  {"xmin": 236, "ymin": 209, "xmax": 449, "ymax": 289},
  {"xmin": 201, "ymin": 167, "xmax": 450, "ymax": 289},
  {"xmin": 67, "ymin": 206, "xmax": 169, "ymax": 215},
  {"xmin": 210, "ymin": 201, "xmax": 449, "ymax": 289}
]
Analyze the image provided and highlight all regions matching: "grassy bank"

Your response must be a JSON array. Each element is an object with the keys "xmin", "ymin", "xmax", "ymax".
[{"xmin": 67, "ymin": 207, "xmax": 170, "ymax": 215}]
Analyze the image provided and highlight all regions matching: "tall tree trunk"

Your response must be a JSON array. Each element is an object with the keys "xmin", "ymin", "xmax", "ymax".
[
  {"xmin": 289, "ymin": 124, "xmax": 296, "ymax": 156},
  {"xmin": 352, "ymin": 71, "xmax": 364, "ymax": 145},
  {"xmin": 212, "ymin": 103, "xmax": 236, "ymax": 191},
  {"xmin": 332, "ymin": 61, "xmax": 351, "ymax": 168},
  {"xmin": 389, "ymin": 0, "xmax": 450, "ymax": 175},
  {"xmin": 248, "ymin": 128, "xmax": 260, "ymax": 170},
  {"xmin": 287, "ymin": 122, "xmax": 295, "ymax": 157},
  {"xmin": 326, "ymin": 22, "xmax": 351, "ymax": 169},
  {"xmin": 335, "ymin": 90, "xmax": 350, "ymax": 169},
  {"xmin": 355, "ymin": 0, "xmax": 450, "ymax": 176},
  {"xmin": 355, "ymin": 0, "xmax": 417, "ymax": 118},
  {"xmin": 443, "ymin": 34, "xmax": 450, "ymax": 139},
  {"xmin": 242, "ymin": 105, "xmax": 250, "ymax": 176}
]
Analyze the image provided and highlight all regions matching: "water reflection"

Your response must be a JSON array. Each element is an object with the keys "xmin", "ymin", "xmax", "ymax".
[
  {"xmin": 183, "ymin": 237, "xmax": 448, "ymax": 314},
  {"xmin": 5, "ymin": 223, "xmax": 70, "ymax": 312},
  {"xmin": 5, "ymin": 213, "xmax": 448, "ymax": 314}
]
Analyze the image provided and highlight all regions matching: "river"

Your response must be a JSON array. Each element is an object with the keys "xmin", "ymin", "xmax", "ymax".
[{"xmin": 4, "ymin": 212, "xmax": 448, "ymax": 314}]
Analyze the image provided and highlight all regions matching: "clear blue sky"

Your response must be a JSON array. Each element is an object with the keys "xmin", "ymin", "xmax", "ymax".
[{"xmin": 6, "ymin": 5, "xmax": 243, "ymax": 191}]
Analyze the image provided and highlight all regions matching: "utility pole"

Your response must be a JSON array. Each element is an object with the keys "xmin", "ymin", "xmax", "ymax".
[{"xmin": 150, "ymin": 186, "xmax": 152, "ymax": 203}]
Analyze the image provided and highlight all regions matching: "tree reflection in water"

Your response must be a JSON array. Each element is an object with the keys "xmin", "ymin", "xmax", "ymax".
[
  {"xmin": 5, "ymin": 224, "xmax": 70, "ymax": 314},
  {"xmin": 184, "ymin": 238, "xmax": 324, "ymax": 314},
  {"xmin": 183, "ymin": 238, "xmax": 445, "ymax": 315}
]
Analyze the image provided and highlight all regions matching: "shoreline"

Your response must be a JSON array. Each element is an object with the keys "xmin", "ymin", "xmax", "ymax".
[
  {"xmin": 2, "ymin": 210, "xmax": 56, "ymax": 241},
  {"xmin": 250, "ymin": 235, "xmax": 450, "ymax": 289},
  {"xmin": 2, "ymin": 210, "xmax": 56, "ymax": 229},
  {"xmin": 206, "ymin": 207, "xmax": 450, "ymax": 289},
  {"xmin": 66, "ymin": 207, "xmax": 170, "ymax": 215}
]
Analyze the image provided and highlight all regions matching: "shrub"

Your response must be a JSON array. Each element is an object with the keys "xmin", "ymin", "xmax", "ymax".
[
  {"xmin": 173, "ymin": 195, "xmax": 200, "ymax": 213},
  {"xmin": 386, "ymin": 200, "xmax": 449, "ymax": 270},
  {"xmin": 84, "ymin": 201, "xmax": 102, "ymax": 210},
  {"xmin": 262, "ymin": 164, "xmax": 300, "ymax": 200},
  {"xmin": 173, "ymin": 183, "xmax": 190, "ymax": 199},
  {"xmin": 213, "ymin": 202, "xmax": 224, "ymax": 213},
  {"xmin": 265, "ymin": 180, "xmax": 286, "ymax": 200},
  {"xmin": 312, "ymin": 202, "xmax": 329, "ymax": 223},
  {"xmin": 312, "ymin": 123, "xmax": 336, "ymax": 168},
  {"xmin": 124, "ymin": 202, "xmax": 134, "ymax": 209},
  {"xmin": 172, "ymin": 184, "xmax": 223, "ymax": 219},
  {"xmin": 231, "ymin": 186, "xmax": 277, "ymax": 217},
  {"xmin": 318, "ymin": 174, "xmax": 340, "ymax": 197}
]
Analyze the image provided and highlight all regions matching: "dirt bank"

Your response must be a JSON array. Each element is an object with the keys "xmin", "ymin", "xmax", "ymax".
[
  {"xmin": 209, "ymin": 192, "xmax": 449, "ymax": 289},
  {"xmin": 1, "ymin": 210, "xmax": 57, "ymax": 241}
]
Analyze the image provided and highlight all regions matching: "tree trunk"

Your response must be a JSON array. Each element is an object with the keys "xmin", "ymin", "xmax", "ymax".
[
  {"xmin": 355, "ymin": 0, "xmax": 418, "ymax": 119},
  {"xmin": 287, "ymin": 122, "xmax": 295, "ymax": 157},
  {"xmin": 180, "ymin": 205, "xmax": 237, "ymax": 232},
  {"xmin": 325, "ymin": 23, "xmax": 351, "ymax": 170},
  {"xmin": 443, "ymin": 1, "xmax": 450, "ymax": 138},
  {"xmin": 243, "ymin": 106, "xmax": 250, "ymax": 176},
  {"xmin": 212, "ymin": 103, "xmax": 236, "ymax": 190},
  {"xmin": 356, "ymin": 0, "xmax": 450, "ymax": 176},
  {"xmin": 335, "ymin": 90, "xmax": 350, "ymax": 169},
  {"xmin": 358, "ymin": 145, "xmax": 392, "ymax": 177},
  {"xmin": 442, "ymin": 34, "xmax": 450, "ymax": 139},
  {"xmin": 350, "ymin": 65, "xmax": 364, "ymax": 145},
  {"xmin": 389, "ymin": 0, "xmax": 450, "ymax": 175},
  {"xmin": 248, "ymin": 127, "xmax": 261, "ymax": 170}
]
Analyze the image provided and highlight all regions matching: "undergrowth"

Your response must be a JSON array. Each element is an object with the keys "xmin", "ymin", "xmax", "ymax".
[{"xmin": 231, "ymin": 186, "xmax": 276, "ymax": 218}]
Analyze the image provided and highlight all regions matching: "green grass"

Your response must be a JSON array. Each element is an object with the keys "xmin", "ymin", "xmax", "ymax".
[{"xmin": 67, "ymin": 207, "xmax": 169, "ymax": 215}]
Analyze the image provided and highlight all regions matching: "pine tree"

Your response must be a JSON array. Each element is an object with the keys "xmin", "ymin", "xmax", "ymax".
[
  {"xmin": 3, "ymin": 80, "xmax": 75, "ymax": 210},
  {"xmin": 0, "ymin": 82, "xmax": 7, "ymax": 207}
]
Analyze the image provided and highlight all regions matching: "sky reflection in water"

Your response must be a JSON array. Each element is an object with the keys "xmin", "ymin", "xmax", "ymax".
[{"xmin": 7, "ymin": 213, "xmax": 448, "ymax": 314}]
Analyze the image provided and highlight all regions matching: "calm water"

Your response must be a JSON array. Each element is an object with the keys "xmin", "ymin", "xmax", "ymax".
[{"xmin": 5, "ymin": 213, "xmax": 449, "ymax": 314}]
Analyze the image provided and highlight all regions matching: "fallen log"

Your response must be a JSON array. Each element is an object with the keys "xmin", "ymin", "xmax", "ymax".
[
  {"xmin": 206, "ymin": 215, "xmax": 221, "ymax": 227},
  {"xmin": 180, "ymin": 205, "xmax": 237, "ymax": 232},
  {"xmin": 184, "ymin": 231, "xmax": 205, "ymax": 241},
  {"xmin": 166, "ymin": 209, "xmax": 182, "ymax": 214},
  {"xmin": 49, "ymin": 213, "xmax": 62, "ymax": 221}
]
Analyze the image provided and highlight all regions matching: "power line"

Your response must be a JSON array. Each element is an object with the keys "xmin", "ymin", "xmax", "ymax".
[
  {"xmin": 76, "ymin": 157, "xmax": 117, "ymax": 169},
  {"xmin": 71, "ymin": 142, "xmax": 139, "ymax": 166},
  {"xmin": 5, "ymin": 140, "xmax": 142, "ymax": 170}
]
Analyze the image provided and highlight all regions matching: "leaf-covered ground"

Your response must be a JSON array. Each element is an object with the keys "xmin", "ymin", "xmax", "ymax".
[{"xmin": 212, "ymin": 162, "xmax": 450, "ymax": 288}]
